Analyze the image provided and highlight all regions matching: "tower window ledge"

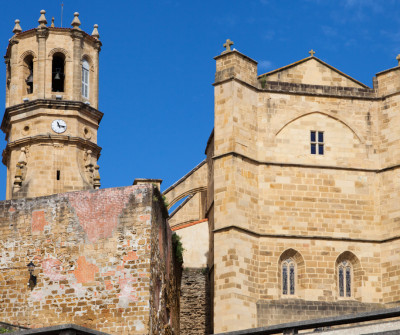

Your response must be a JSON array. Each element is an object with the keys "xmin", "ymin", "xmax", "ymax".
[{"xmin": 51, "ymin": 94, "xmax": 63, "ymax": 100}]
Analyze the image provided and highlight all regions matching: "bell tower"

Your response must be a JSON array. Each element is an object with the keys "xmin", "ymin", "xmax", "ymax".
[{"xmin": 2, "ymin": 10, "xmax": 103, "ymax": 199}]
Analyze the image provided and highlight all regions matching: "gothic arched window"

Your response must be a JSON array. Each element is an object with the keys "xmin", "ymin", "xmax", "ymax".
[
  {"xmin": 82, "ymin": 59, "xmax": 89, "ymax": 99},
  {"xmin": 338, "ymin": 260, "xmax": 352, "ymax": 297},
  {"xmin": 282, "ymin": 258, "xmax": 295, "ymax": 295}
]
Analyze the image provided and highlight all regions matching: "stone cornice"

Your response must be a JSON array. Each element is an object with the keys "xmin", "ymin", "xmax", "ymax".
[
  {"xmin": 2, "ymin": 134, "xmax": 101, "ymax": 165},
  {"xmin": 213, "ymin": 151, "xmax": 400, "ymax": 174},
  {"xmin": 213, "ymin": 77, "xmax": 378, "ymax": 100},
  {"xmin": 1, "ymin": 99, "xmax": 103, "ymax": 132},
  {"xmin": 214, "ymin": 225, "xmax": 400, "ymax": 244}
]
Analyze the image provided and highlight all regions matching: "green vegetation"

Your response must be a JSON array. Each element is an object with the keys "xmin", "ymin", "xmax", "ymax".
[
  {"xmin": 259, "ymin": 77, "xmax": 266, "ymax": 88},
  {"xmin": 162, "ymin": 195, "xmax": 169, "ymax": 208},
  {"xmin": 0, "ymin": 328, "xmax": 12, "ymax": 333},
  {"xmin": 172, "ymin": 233, "xmax": 184, "ymax": 264}
]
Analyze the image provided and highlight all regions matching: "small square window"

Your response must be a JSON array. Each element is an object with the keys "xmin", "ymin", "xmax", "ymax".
[{"xmin": 311, "ymin": 131, "xmax": 324, "ymax": 155}]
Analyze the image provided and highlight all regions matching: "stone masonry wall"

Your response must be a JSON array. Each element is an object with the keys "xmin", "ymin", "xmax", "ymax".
[
  {"xmin": 256, "ymin": 299, "xmax": 384, "ymax": 327},
  {"xmin": 179, "ymin": 268, "xmax": 210, "ymax": 335},
  {"xmin": 0, "ymin": 185, "xmax": 179, "ymax": 335}
]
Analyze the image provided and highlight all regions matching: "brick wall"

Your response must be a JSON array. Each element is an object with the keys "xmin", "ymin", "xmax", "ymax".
[{"xmin": 0, "ymin": 185, "xmax": 180, "ymax": 335}]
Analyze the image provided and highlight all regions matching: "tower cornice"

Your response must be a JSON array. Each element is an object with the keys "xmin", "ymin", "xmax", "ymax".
[
  {"xmin": 2, "ymin": 134, "xmax": 102, "ymax": 165},
  {"xmin": 1, "ymin": 99, "xmax": 103, "ymax": 132}
]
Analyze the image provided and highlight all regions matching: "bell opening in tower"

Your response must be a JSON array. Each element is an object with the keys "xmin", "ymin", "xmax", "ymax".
[
  {"xmin": 52, "ymin": 53, "xmax": 65, "ymax": 92},
  {"xmin": 23, "ymin": 55, "xmax": 34, "ymax": 94}
]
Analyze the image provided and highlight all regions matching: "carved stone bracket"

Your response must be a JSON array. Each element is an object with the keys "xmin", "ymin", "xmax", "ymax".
[{"xmin": 13, "ymin": 146, "xmax": 28, "ymax": 192}]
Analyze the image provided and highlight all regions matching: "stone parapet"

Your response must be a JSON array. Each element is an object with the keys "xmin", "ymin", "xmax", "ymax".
[{"xmin": 256, "ymin": 299, "xmax": 385, "ymax": 327}]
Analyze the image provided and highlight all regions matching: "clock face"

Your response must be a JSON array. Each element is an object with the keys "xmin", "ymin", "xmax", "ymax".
[{"xmin": 51, "ymin": 119, "xmax": 67, "ymax": 134}]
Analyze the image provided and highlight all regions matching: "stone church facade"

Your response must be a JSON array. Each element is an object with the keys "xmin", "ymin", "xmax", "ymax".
[
  {"xmin": 166, "ymin": 42, "xmax": 400, "ymax": 333},
  {"xmin": 2, "ymin": 8, "xmax": 400, "ymax": 335}
]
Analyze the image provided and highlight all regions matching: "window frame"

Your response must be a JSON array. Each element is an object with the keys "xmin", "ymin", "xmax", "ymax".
[
  {"xmin": 310, "ymin": 130, "xmax": 324, "ymax": 155},
  {"xmin": 81, "ymin": 59, "xmax": 90, "ymax": 99},
  {"xmin": 338, "ymin": 260, "xmax": 353, "ymax": 298},
  {"xmin": 282, "ymin": 258, "xmax": 296, "ymax": 296}
]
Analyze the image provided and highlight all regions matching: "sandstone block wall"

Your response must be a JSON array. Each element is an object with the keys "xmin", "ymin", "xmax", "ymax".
[
  {"xmin": 209, "ymin": 50, "xmax": 400, "ymax": 333},
  {"xmin": 0, "ymin": 185, "xmax": 179, "ymax": 335},
  {"xmin": 260, "ymin": 58, "xmax": 367, "ymax": 88}
]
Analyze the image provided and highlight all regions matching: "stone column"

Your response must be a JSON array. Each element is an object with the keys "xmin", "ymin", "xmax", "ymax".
[
  {"xmin": 93, "ymin": 42, "xmax": 101, "ymax": 109},
  {"xmin": 36, "ymin": 27, "xmax": 49, "ymax": 99},
  {"xmin": 71, "ymin": 30, "xmax": 83, "ymax": 101},
  {"xmin": 7, "ymin": 39, "xmax": 19, "ymax": 106}
]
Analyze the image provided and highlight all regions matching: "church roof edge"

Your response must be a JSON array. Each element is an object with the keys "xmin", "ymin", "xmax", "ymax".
[
  {"xmin": 375, "ymin": 65, "xmax": 400, "ymax": 77},
  {"xmin": 5, "ymin": 27, "xmax": 100, "ymax": 59},
  {"xmin": 214, "ymin": 50, "xmax": 258, "ymax": 65}
]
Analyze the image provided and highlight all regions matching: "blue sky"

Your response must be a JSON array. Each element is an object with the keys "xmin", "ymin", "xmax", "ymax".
[{"xmin": 1, "ymin": 0, "xmax": 400, "ymax": 201}]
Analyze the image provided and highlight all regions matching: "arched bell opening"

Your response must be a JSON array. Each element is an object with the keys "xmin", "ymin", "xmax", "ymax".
[
  {"xmin": 23, "ymin": 55, "xmax": 34, "ymax": 94},
  {"xmin": 52, "ymin": 52, "xmax": 65, "ymax": 92}
]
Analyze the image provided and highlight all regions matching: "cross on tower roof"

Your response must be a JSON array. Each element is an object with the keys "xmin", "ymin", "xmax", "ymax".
[
  {"xmin": 222, "ymin": 39, "xmax": 234, "ymax": 54},
  {"xmin": 309, "ymin": 49, "xmax": 315, "ymax": 57}
]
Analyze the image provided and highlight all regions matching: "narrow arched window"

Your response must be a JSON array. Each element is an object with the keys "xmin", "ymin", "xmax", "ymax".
[
  {"xmin": 52, "ymin": 53, "xmax": 65, "ymax": 92},
  {"xmin": 23, "ymin": 55, "xmax": 34, "ymax": 94},
  {"xmin": 82, "ymin": 59, "xmax": 89, "ymax": 99},
  {"xmin": 338, "ymin": 261, "xmax": 352, "ymax": 297},
  {"xmin": 282, "ymin": 258, "xmax": 295, "ymax": 295}
]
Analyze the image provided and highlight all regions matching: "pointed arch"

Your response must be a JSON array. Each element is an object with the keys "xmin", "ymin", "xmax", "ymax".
[
  {"xmin": 275, "ymin": 111, "xmax": 364, "ymax": 144},
  {"xmin": 278, "ymin": 248, "xmax": 305, "ymax": 297},
  {"xmin": 335, "ymin": 251, "xmax": 362, "ymax": 299}
]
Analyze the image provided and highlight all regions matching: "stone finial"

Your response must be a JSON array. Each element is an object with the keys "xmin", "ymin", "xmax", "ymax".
[
  {"xmin": 13, "ymin": 19, "xmax": 22, "ymax": 34},
  {"xmin": 309, "ymin": 49, "xmax": 315, "ymax": 57},
  {"xmin": 71, "ymin": 12, "xmax": 81, "ymax": 29},
  {"xmin": 38, "ymin": 9, "xmax": 47, "ymax": 27},
  {"xmin": 222, "ymin": 39, "xmax": 234, "ymax": 54},
  {"xmin": 91, "ymin": 24, "xmax": 100, "ymax": 39},
  {"xmin": 51, "ymin": 17, "xmax": 55, "ymax": 27},
  {"xmin": 396, "ymin": 54, "xmax": 400, "ymax": 66}
]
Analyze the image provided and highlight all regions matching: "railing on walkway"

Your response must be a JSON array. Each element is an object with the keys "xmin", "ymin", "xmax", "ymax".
[{"xmin": 212, "ymin": 307, "xmax": 400, "ymax": 335}]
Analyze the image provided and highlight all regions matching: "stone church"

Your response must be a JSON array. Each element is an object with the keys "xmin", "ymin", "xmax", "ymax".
[
  {"xmin": 1, "ymin": 8, "xmax": 400, "ymax": 335},
  {"xmin": 165, "ymin": 40, "xmax": 400, "ymax": 334}
]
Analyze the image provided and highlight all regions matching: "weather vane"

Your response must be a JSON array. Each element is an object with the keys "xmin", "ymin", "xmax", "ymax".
[{"xmin": 61, "ymin": 2, "xmax": 64, "ymax": 27}]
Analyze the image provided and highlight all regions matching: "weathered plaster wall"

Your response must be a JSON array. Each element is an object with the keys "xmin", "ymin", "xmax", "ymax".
[{"xmin": 0, "ymin": 185, "xmax": 179, "ymax": 335}]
